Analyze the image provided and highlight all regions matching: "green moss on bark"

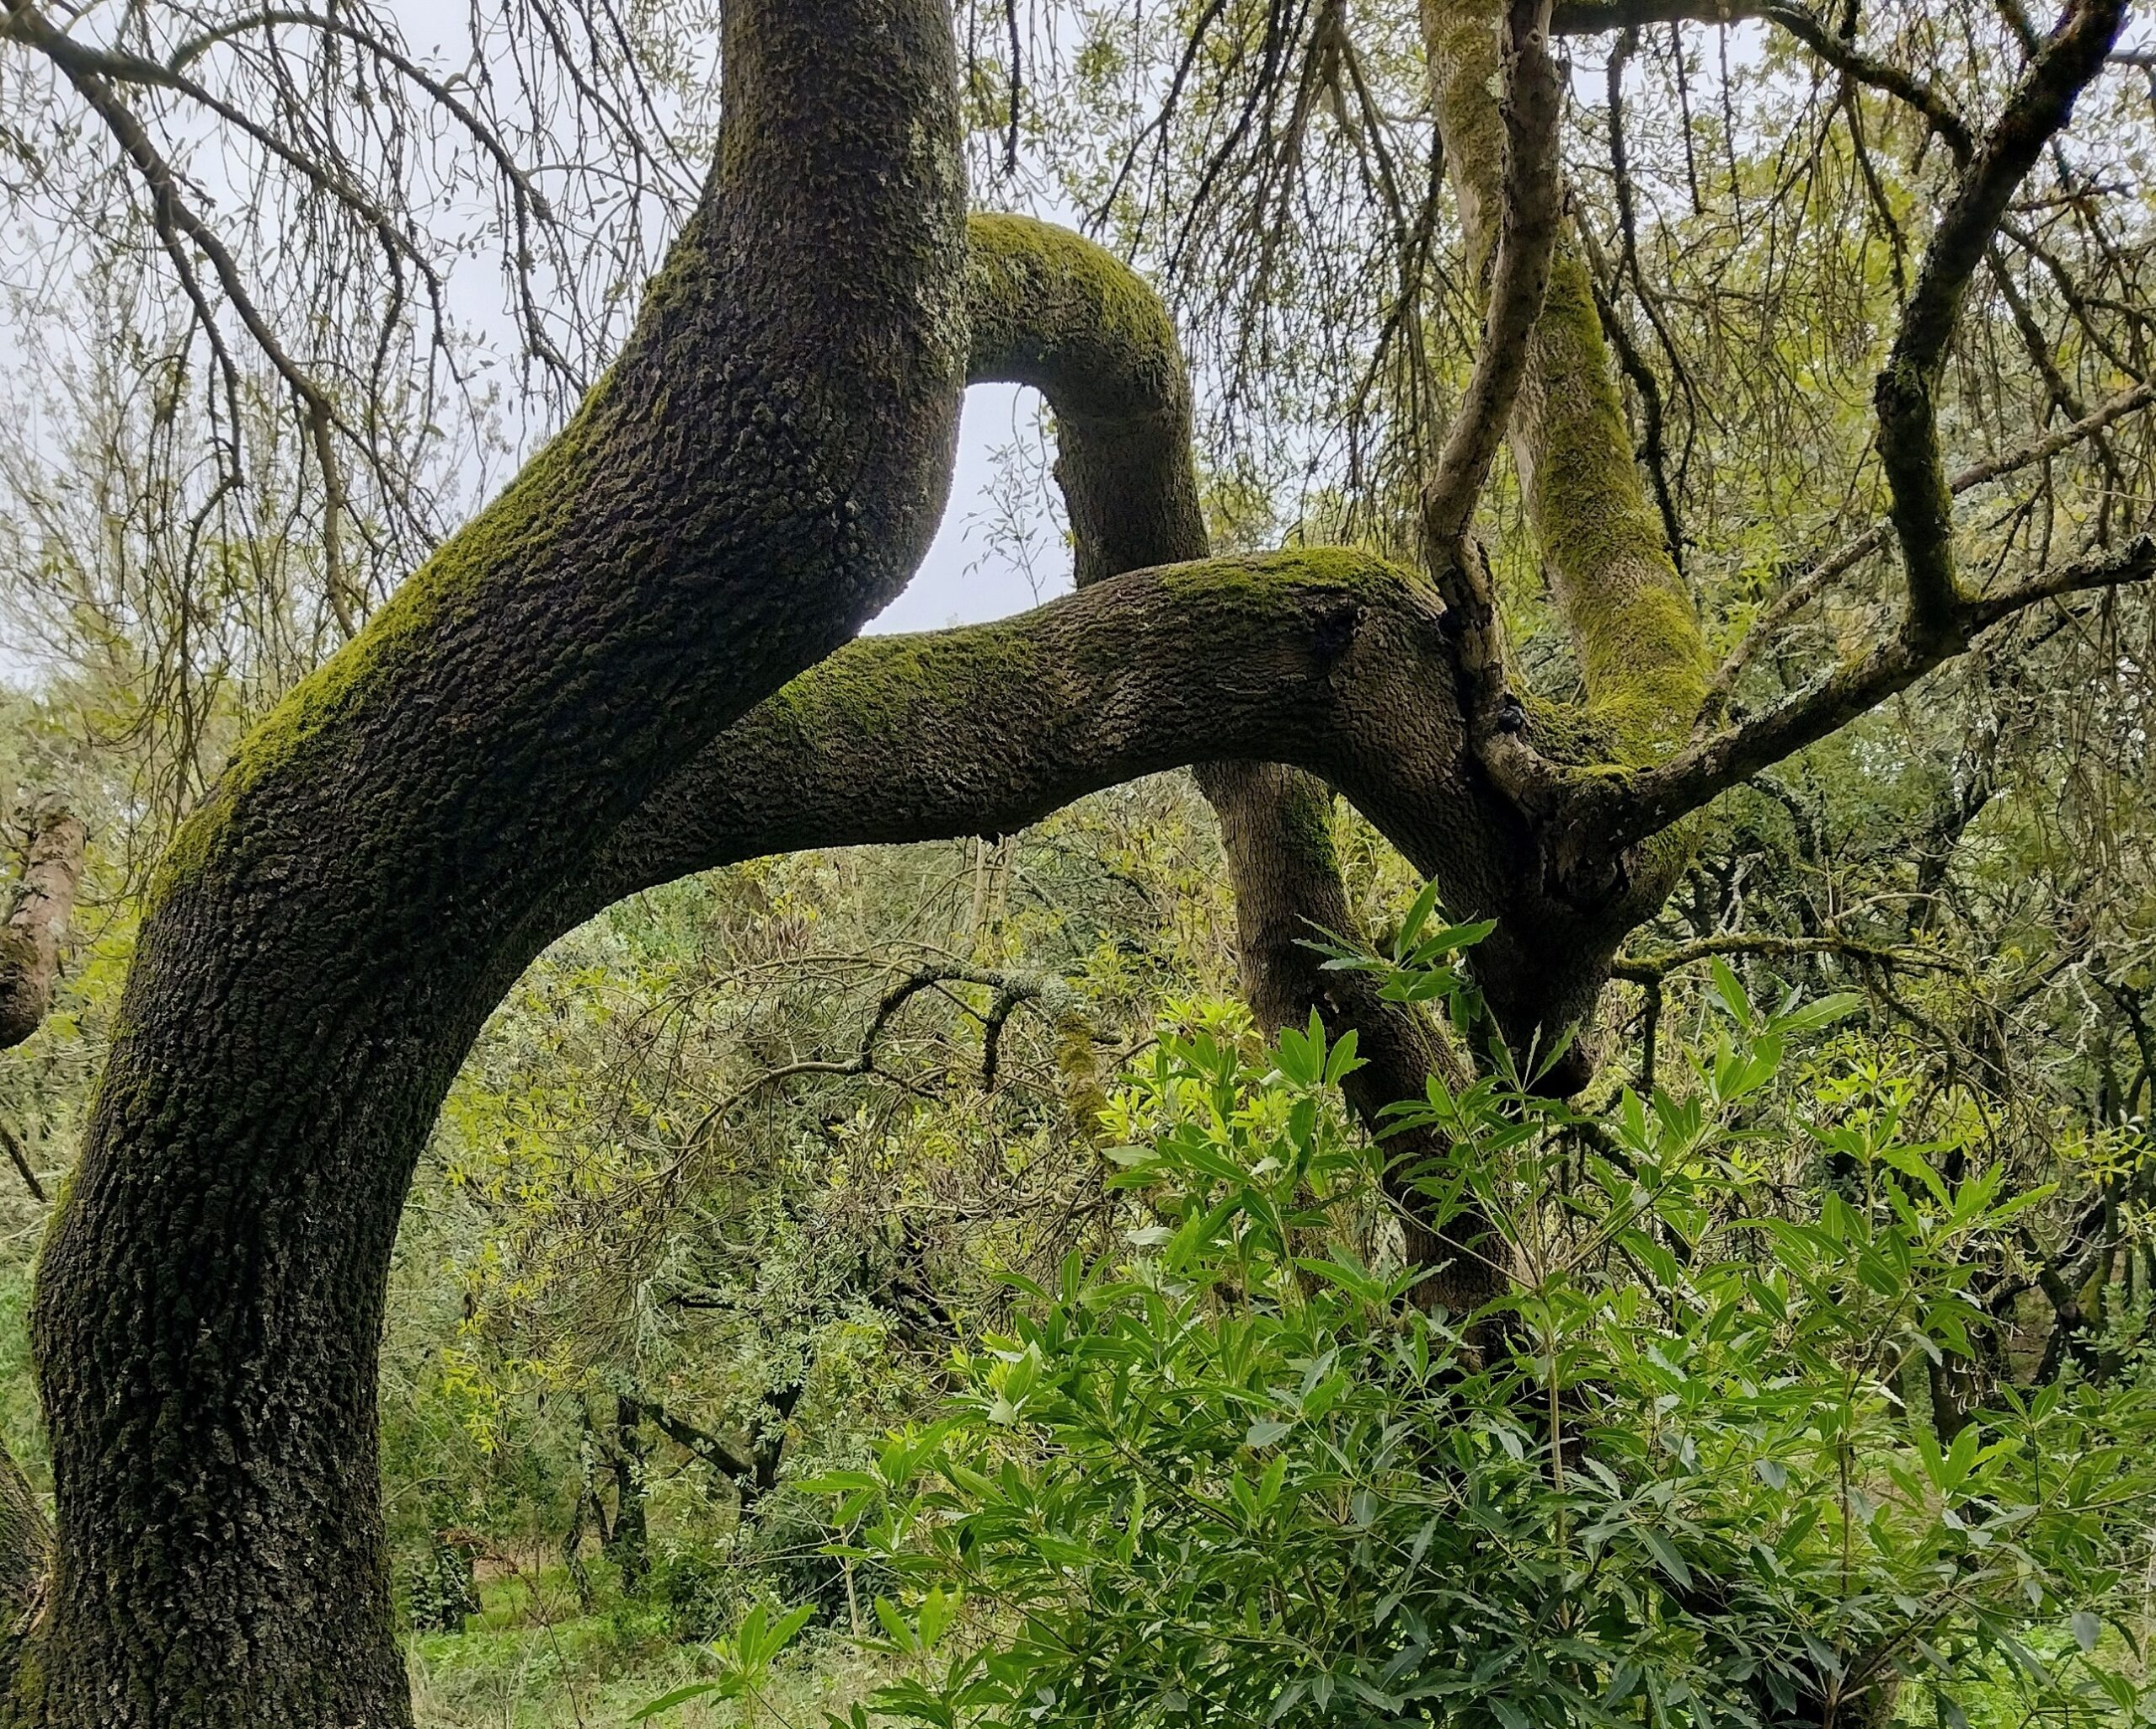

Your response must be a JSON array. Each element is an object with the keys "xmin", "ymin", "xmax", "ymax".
[
  {"xmin": 771, "ymin": 627, "xmax": 1045, "ymax": 741},
  {"xmin": 965, "ymin": 213, "xmax": 1187, "ymax": 424},
  {"xmin": 1426, "ymin": 0, "xmax": 1708, "ymax": 758}
]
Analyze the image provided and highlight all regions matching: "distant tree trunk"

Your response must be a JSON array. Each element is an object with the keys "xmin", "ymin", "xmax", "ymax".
[
  {"xmin": 604, "ymin": 1399, "xmax": 649, "ymax": 1593},
  {"xmin": 742, "ymin": 1379, "xmax": 803, "ymax": 1518},
  {"xmin": 0, "ymin": 807, "xmax": 85, "ymax": 1052},
  {"xmin": 405, "ymin": 1533, "xmax": 478, "ymax": 1636},
  {"xmin": 24, "ymin": 3, "xmax": 965, "ymax": 1721},
  {"xmin": 0, "ymin": 1446, "xmax": 50, "ymax": 1717}
]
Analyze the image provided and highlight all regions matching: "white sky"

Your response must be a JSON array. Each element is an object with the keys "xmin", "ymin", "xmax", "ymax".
[{"xmin": 869, "ymin": 381, "xmax": 1070, "ymax": 636}]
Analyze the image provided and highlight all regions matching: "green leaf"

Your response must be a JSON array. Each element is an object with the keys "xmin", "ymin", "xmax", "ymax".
[
  {"xmin": 1641, "ymin": 1528, "xmax": 1694, "ymax": 1590},
  {"xmin": 1770, "ymin": 992, "xmax": 1865, "ymax": 1037},
  {"xmin": 754, "ymin": 1601, "xmax": 816, "ymax": 1663},
  {"xmin": 1394, "ymin": 878, "xmax": 1444, "ymax": 958},
  {"xmin": 1246, "ymin": 1418, "xmax": 1293, "ymax": 1447},
  {"xmin": 631, "ymin": 1683, "xmax": 721, "ymax": 1721},
  {"xmin": 1709, "ymin": 958, "xmax": 1753, "ymax": 1027}
]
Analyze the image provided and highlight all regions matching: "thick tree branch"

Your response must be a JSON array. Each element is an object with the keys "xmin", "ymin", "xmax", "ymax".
[
  {"xmin": 964, "ymin": 215, "xmax": 1204, "ymax": 584},
  {"xmin": 572, "ymin": 552, "xmax": 1477, "ymax": 913}
]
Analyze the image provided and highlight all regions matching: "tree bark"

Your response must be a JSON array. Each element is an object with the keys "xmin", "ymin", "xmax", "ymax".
[
  {"xmin": 25, "ymin": 3, "xmax": 965, "ymax": 1721},
  {"xmin": 589, "ymin": 216, "xmax": 1516, "ymax": 1313},
  {"xmin": 1423, "ymin": 0, "xmax": 1708, "ymax": 753},
  {"xmin": 605, "ymin": 1398, "xmax": 649, "ymax": 1593},
  {"xmin": 962, "ymin": 218, "xmax": 1506, "ymax": 1306}
]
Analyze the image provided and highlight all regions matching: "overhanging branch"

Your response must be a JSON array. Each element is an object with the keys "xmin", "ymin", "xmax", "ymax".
[
  {"xmin": 567, "ymin": 549, "xmax": 1481, "ymax": 921},
  {"xmin": 1584, "ymin": 0, "xmax": 2137, "ymax": 846},
  {"xmin": 1710, "ymin": 376, "xmax": 2156, "ymax": 702},
  {"xmin": 1609, "ymin": 533, "xmax": 2156, "ymax": 844}
]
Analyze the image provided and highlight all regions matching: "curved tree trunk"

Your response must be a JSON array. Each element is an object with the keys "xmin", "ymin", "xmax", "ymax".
[
  {"xmin": 965, "ymin": 217, "xmax": 1506, "ymax": 1315},
  {"xmin": 15, "ymin": 2, "xmax": 2125, "ymax": 1717},
  {"xmin": 25, "ymin": 3, "xmax": 965, "ymax": 1721}
]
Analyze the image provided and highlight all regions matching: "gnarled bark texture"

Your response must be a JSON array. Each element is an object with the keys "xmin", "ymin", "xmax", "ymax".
[{"xmin": 27, "ymin": 2, "xmax": 964, "ymax": 1721}]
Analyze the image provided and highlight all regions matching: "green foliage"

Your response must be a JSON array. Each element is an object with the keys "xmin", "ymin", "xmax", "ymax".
[
  {"xmin": 632, "ymin": 1601, "xmax": 820, "ymax": 1722},
  {"xmin": 781, "ymin": 969, "xmax": 2154, "ymax": 1729}
]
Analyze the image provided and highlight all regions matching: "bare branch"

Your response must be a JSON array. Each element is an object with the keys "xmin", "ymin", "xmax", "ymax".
[
  {"xmin": 7, "ymin": 0, "xmax": 364, "ymax": 633},
  {"xmin": 1710, "ymin": 376, "xmax": 2156, "ymax": 700},
  {"xmin": 1875, "ymin": 0, "xmax": 2127, "ymax": 638},
  {"xmin": 1613, "ymin": 532, "xmax": 2156, "ymax": 844},
  {"xmin": 1612, "ymin": 931, "xmax": 1965, "ymax": 983},
  {"xmin": 1758, "ymin": 3, "xmax": 1977, "ymax": 164},
  {"xmin": 1422, "ymin": 0, "xmax": 1562, "ymax": 552},
  {"xmin": 0, "ymin": 1120, "xmax": 46, "ymax": 1204}
]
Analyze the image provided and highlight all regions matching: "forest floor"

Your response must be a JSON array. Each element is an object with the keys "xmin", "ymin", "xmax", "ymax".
[
  {"xmin": 405, "ymin": 1571, "xmax": 2087, "ymax": 1729},
  {"xmin": 407, "ymin": 1568, "xmax": 886, "ymax": 1729}
]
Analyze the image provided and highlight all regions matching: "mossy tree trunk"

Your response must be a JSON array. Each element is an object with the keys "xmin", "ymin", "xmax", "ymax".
[
  {"xmin": 1424, "ymin": 0, "xmax": 1708, "ymax": 752},
  {"xmin": 25, "ymin": 2, "xmax": 965, "ymax": 1721},
  {"xmin": 964, "ymin": 215, "xmax": 1508, "ymax": 1314},
  {"xmin": 604, "ymin": 1398, "xmax": 650, "ymax": 1594}
]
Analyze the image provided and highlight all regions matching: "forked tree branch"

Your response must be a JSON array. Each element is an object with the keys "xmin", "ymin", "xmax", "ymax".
[
  {"xmin": 1709, "ymin": 376, "xmax": 2156, "ymax": 702},
  {"xmin": 1609, "ymin": 532, "xmax": 2155, "ymax": 842},
  {"xmin": 1593, "ymin": 0, "xmax": 2136, "ymax": 846}
]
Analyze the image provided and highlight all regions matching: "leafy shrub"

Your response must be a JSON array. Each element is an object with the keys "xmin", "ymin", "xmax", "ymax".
[{"xmin": 641, "ymin": 928, "xmax": 2155, "ymax": 1727}]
